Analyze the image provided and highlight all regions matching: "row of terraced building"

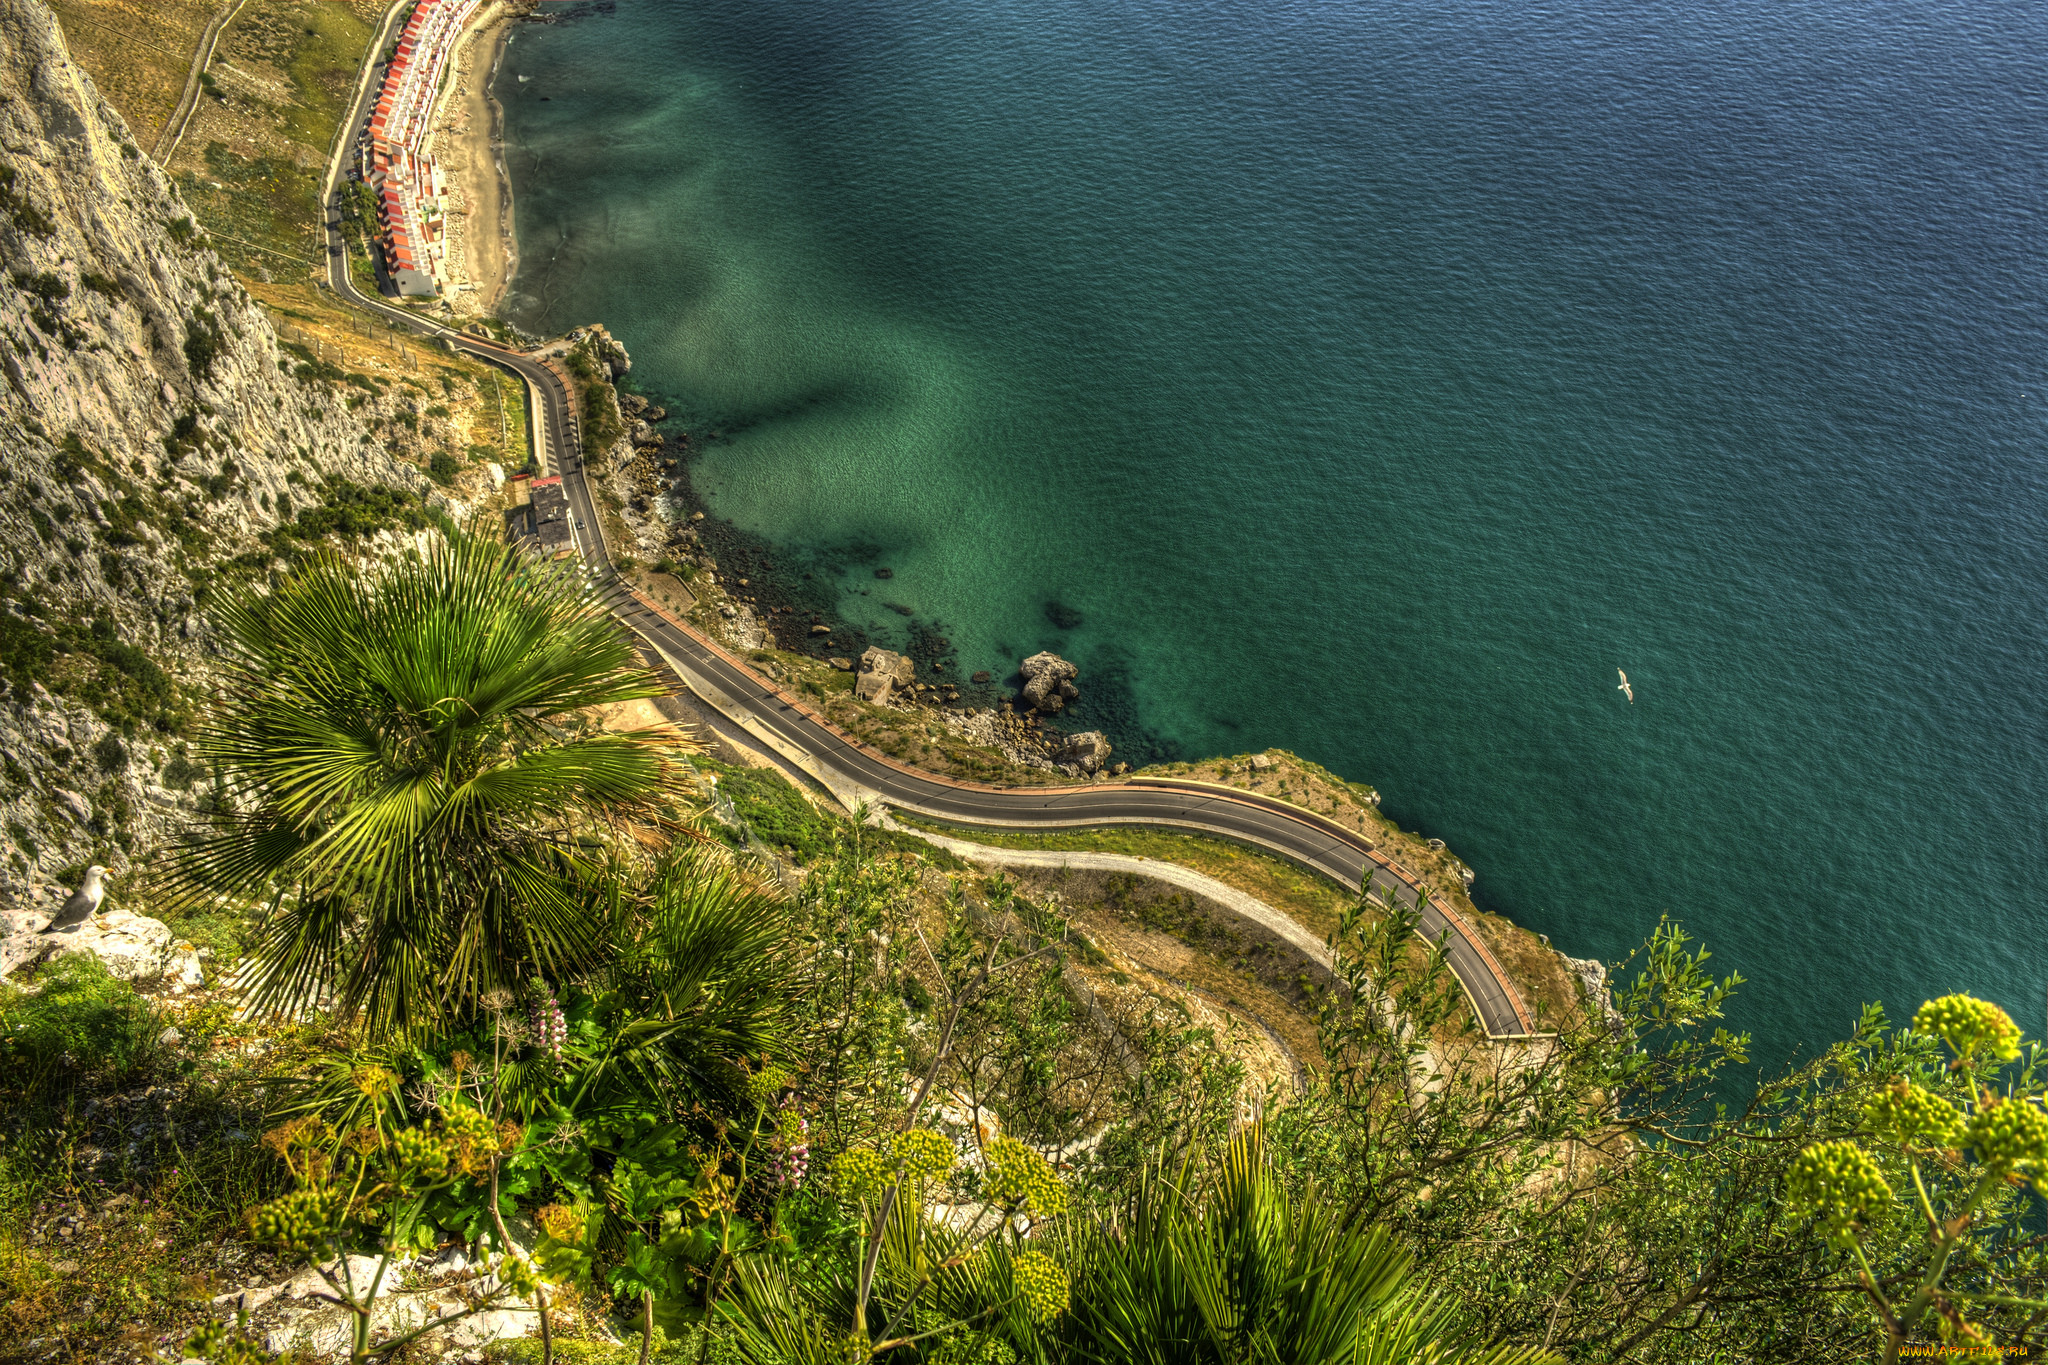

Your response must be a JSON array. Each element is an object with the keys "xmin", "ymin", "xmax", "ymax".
[{"xmin": 359, "ymin": 0, "xmax": 482, "ymax": 296}]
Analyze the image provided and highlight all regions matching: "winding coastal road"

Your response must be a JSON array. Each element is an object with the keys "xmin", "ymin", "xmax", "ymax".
[{"xmin": 311, "ymin": 5, "xmax": 1537, "ymax": 1039}]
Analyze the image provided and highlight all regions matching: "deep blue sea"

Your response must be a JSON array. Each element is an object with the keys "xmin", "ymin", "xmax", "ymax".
[{"xmin": 499, "ymin": 0, "xmax": 2048, "ymax": 1060}]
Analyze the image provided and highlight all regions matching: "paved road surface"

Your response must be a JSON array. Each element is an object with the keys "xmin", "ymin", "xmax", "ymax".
[{"xmin": 310, "ymin": 10, "xmax": 1537, "ymax": 1039}]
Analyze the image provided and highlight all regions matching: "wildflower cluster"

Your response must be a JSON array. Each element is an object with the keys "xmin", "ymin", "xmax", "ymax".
[
  {"xmin": 1963, "ymin": 1096, "xmax": 2048, "ymax": 1181},
  {"xmin": 1012, "ymin": 1249, "xmax": 1070, "ymax": 1323},
  {"xmin": 440, "ymin": 1103, "xmax": 520, "ymax": 1176},
  {"xmin": 389, "ymin": 1124, "xmax": 453, "ymax": 1185},
  {"xmin": 531, "ymin": 988, "xmax": 568, "ymax": 1061},
  {"xmin": 746, "ymin": 1063, "xmax": 791, "ymax": 1107},
  {"xmin": 536, "ymin": 1202, "xmax": 587, "ymax": 1244},
  {"xmin": 248, "ymin": 1185, "xmax": 344, "ymax": 1258},
  {"xmin": 249, "ymin": 1108, "xmax": 522, "ymax": 1259},
  {"xmin": 352, "ymin": 1064, "xmax": 399, "ymax": 1099},
  {"xmin": 1785, "ymin": 1140, "xmax": 1892, "ymax": 1248},
  {"xmin": 1914, "ymin": 995, "xmax": 2021, "ymax": 1064},
  {"xmin": 895, "ymin": 1128, "xmax": 959, "ymax": 1182},
  {"xmin": 835, "ymin": 1146, "xmax": 891, "ymax": 1199},
  {"xmin": 1862, "ymin": 1080, "xmax": 1964, "ymax": 1153},
  {"xmin": 984, "ymin": 1136, "xmax": 1067, "ymax": 1216},
  {"xmin": 767, "ymin": 1112, "xmax": 809, "ymax": 1190},
  {"xmin": 833, "ymin": 1128, "xmax": 957, "ymax": 1198}
]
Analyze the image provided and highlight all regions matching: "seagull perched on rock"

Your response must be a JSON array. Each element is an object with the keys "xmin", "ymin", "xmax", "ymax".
[{"xmin": 39, "ymin": 865, "xmax": 107, "ymax": 934}]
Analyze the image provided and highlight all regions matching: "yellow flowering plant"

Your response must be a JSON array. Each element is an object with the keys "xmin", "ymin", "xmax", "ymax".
[
  {"xmin": 1796, "ymin": 995, "xmax": 2048, "ymax": 1363},
  {"xmin": 234, "ymin": 1104, "xmax": 528, "ymax": 1365},
  {"xmin": 726, "ymin": 894, "xmax": 1075, "ymax": 1364}
]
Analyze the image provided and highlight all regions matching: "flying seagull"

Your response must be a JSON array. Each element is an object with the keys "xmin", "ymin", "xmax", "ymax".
[
  {"xmin": 39, "ymin": 865, "xmax": 107, "ymax": 934},
  {"xmin": 1617, "ymin": 669, "xmax": 1634, "ymax": 704}
]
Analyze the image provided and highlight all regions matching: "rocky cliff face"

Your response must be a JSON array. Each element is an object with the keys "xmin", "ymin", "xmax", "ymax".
[{"xmin": 0, "ymin": 0, "xmax": 418, "ymax": 916}]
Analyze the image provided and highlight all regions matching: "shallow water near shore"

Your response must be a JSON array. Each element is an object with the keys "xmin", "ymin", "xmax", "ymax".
[{"xmin": 499, "ymin": 0, "xmax": 2048, "ymax": 1059}]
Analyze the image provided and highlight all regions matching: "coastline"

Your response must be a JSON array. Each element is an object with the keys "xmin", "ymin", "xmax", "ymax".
[{"xmin": 428, "ymin": 0, "xmax": 521, "ymax": 317}]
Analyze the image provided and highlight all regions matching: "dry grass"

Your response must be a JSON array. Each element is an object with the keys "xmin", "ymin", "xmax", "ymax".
[
  {"xmin": 52, "ymin": 0, "xmax": 386, "ymax": 285},
  {"xmin": 908, "ymin": 821, "xmax": 1356, "ymax": 946},
  {"xmin": 48, "ymin": 0, "xmax": 215, "ymax": 149}
]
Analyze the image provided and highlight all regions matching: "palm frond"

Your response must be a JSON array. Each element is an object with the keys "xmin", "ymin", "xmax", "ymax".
[{"xmin": 156, "ymin": 529, "xmax": 700, "ymax": 1033}]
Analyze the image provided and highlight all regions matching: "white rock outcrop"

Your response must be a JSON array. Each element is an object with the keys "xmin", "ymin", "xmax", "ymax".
[
  {"xmin": 1051, "ymin": 730, "xmax": 1113, "ymax": 775},
  {"xmin": 0, "ymin": 899, "xmax": 202, "ymax": 983},
  {"xmin": 211, "ymin": 1251, "xmax": 540, "ymax": 1355},
  {"xmin": 0, "ymin": 0, "xmax": 418, "ymax": 911},
  {"xmin": 855, "ymin": 646, "xmax": 917, "ymax": 705}
]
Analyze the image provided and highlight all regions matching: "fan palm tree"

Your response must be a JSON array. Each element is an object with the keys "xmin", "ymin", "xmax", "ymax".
[
  {"xmin": 571, "ymin": 846, "xmax": 797, "ymax": 1120},
  {"xmin": 165, "ymin": 531, "xmax": 695, "ymax": 1033},
  {"xmin": 1062, "ymin": 1128, "xmax": 1558, "ymax": 1365},
  {"xmin": 724, "ymin": 1129, "xmax": 1557, "ymax": 1365}
]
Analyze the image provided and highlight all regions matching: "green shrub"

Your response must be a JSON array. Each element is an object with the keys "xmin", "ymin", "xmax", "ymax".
[
  {"xmin": 707, "ymin": 762, "xmax": 838, "ymax": 863},
  {"xmin": 0, "ymin": 612, "xmax": 53, "ymax": 700},
  {"xmin": 0, "ymin": 164, "xmax": 54, "ymax": 236},
  {"xmin": 92, "ymin": 733, "xmax": 128, "ymax": 774},
  {"xmin": 157, "ymin": 904, "xmax": 251, "ymax": 969},
  {"xmin": 183, "ymin": 307, "xmax": 225, "ymax": 382},
  {"xmin": 428, "ymin": 450, "xmax": 459, "ymax": 485},
  {"xmin": 11, "ymin": 271, "xmax": 67, "ymax": 304},
  {"xmin": 0, "ymin": 955, "xmax": 165, "ymax": 1093}
]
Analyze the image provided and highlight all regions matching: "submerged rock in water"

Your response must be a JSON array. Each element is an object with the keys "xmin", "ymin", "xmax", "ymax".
[{"xmin": 1019, "ymin": 652, "xmax": 1080, "ymax": 712}]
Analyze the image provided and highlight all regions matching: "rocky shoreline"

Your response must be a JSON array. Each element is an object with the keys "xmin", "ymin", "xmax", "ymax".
[{"xmin": 556, "ymin": 341, "xmax": 1125, "ymax": 778}]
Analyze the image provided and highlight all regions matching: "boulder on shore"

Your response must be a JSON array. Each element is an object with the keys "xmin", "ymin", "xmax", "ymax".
[
  {"xmin": 855, "ymin": 647, "xmax": 917, "ymax": 704},
  {"xmin": 1019, "ymin": 652, "xmax": 1080, "ymax": 713},
  {"xmin": 1052, "ymin": 730, "xmax": 1113, "ymax": 774}
]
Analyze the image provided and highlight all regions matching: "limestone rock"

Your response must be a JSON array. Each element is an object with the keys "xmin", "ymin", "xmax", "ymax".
[
  {"xmin": 1051, "ymin": 730, "xmax": 1113, "ymax": 774},
  {"xmin": 1, "ymin": 903, "xmax": 200, "ymax": 983},
  {"xmin": 1019, "ymin": 652, "xmax": 1080, "ymax": 713},
  {"xmin": 1248, "ymin": 753, "xmax": 1277, "ymax": 771},
  {"xmin": 0, "ymin": 0, "xmax": 416, "ymax": 901},
  {"xmin": 213, "ymin": 1252, "xmax": 539, "ymax": 1355},
  {"xmin": 828, "ymin": 656, "xmax": 852, "ymax": 671},
  {"xmin": 856, "ymin": 647, "xmax": 916, "ymax": 704}
]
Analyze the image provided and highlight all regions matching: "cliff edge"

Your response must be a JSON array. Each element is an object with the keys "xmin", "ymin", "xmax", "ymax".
[{"xmin": 0, "ymin": 0, "xmax": 417, "ymax": 911}]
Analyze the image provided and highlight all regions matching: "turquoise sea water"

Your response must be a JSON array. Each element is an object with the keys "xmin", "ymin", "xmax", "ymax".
[{"xmin": 499, "ymin": 0, "xmax": 2048, "ymax": 1058}]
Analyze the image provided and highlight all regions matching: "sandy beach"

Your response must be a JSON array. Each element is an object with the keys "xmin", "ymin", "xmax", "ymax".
[{"xmin": 426, "ymin": 1, "xmax": 520, "ymax": 317}]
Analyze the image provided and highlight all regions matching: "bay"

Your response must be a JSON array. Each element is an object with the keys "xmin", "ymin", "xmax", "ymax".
[{"xmin": 499, "ymin": 0, "xmax": 2048, "ymax": 1058}]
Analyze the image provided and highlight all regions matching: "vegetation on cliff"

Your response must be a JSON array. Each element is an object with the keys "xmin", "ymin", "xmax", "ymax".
[{"xmin": 3, "ymin": 531, "xmax": 2046, "ymax": 1363}]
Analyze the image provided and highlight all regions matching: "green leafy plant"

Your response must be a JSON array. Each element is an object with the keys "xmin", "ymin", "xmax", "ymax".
[
  {"xmin": 1061, "ymin": 1128, "xmax": 1551, "ymax": 1365},
  {"xmin": 162, "ymin": 530, "xmax": 697, "ymax": 1033},
  {"xmin": 233, "ymin": 1104, "xmax": 534, "ymax": 1362},
  {"xmin": 1787, "ymin": 994, "xmax": 2048, "ymax": 1360},
  {"xmin": 0, "ymin": 955, "xmax": 165, "ymax": 1094}
]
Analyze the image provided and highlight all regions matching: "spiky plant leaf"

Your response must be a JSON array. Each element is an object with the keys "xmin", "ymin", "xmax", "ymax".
[{"xmin": 163, "ymin": 532, "xmax": 697, "ymax": 1033}]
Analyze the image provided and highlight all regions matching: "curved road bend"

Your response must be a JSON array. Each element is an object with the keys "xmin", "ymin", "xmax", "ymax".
[{"xmin": 312, "ymin": 28, "xmax": 1535, "ymax": 1040}]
